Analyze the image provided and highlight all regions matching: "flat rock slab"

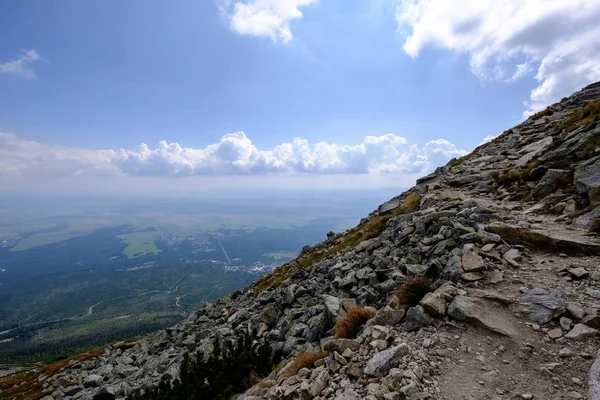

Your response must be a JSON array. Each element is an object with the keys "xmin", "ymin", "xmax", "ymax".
[
  {"xmin": 486, "ymin": 222, "xmax": 600, "ymax": 256},
  {"xmin": 448, "ymin": 296, "xmax": 518, "ymax": 337}
]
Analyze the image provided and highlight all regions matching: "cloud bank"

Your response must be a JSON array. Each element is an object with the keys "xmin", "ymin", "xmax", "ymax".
[
  {"xmin": 218, "ymin": 0, "xmax": 318, "ymax": 43},
  {"xmin": 395, "ymin": 0, "xmax": 600, "ymax": 116},
  {"xmin": 0, "ymin": 49, "xmax": 43, "ymax": 78},
  {"xmin": 1, "ymin": 132, "xmax": 466, "ymax": 179}
]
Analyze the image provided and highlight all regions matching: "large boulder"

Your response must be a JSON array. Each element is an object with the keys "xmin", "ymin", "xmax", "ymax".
[
  {"xmin": 531, "ymin": 169, "xmax": 573, "ymax": 200},
  {"xmin": 575, "ymin": 160, "xmax": 600, "ymax": 205}
]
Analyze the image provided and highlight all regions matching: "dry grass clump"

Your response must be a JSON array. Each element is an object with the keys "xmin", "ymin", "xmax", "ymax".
[
  {"xmin": 280, "ymin": 351, "xmax": 327, "ymax": 378},
  {"xmin": 396, "ymin": 277, "xmax": 435, "ymax": 308},
  {"xmin": 557, "ymin": 99, "xmax": 600, "ymax": 134},
  {"xmin": 331, "ymin": 306, "xmax": 375, "ymax": 339},
  {"xmin": 530, "ymin": 106, "xmax": 555, "ymax": 120}
]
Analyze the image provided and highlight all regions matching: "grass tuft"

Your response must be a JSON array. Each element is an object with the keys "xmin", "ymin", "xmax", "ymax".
[
  {"xmin": 396, "ymin": 277, "xmax": 435, "ymax": 309},
  {"xmin": 280, "ymin": 351, "xmax": 327, "ymax": 378},
  {"xmin": 331, "ymin": 306, "xmax": 375, "ymax": 339}
]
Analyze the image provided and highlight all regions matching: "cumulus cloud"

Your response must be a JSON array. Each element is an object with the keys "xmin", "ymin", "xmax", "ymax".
[
  {"xmin": 0, "ymin": 49, "xmax": 43, "ymax": 78},
  {"xmin": 395, "ymin": 0, "xmax": 600, "ymax": 116},
  {"xmin": 218, "ymin": 0, "xmax": 317, "ymax": 43},
  {"xmin": 0, "ymin": 133, "xmax": 116, "ymax": 176},
  {"xmin": 1, "ymin": 131, "xmax": 466, "ymax": 179}
]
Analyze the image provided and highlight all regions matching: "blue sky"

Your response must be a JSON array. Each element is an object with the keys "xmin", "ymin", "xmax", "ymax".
[{"xmin": 1, "ymin": 0, "xmax": 599, "ymax": 195}]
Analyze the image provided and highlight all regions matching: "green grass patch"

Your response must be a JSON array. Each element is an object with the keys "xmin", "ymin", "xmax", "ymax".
[
  {"xmin": 11, "ymin": 233, "xmax": 83, "ymax": 252},
  {"xmin": 117, "ymin": 231, "xmax": 161, "ymax": 258}
]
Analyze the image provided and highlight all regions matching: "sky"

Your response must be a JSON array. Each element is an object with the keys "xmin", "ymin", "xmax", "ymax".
[{"xmin": 1, "ymin": 0, "xmax": 600, "ymax": 196}]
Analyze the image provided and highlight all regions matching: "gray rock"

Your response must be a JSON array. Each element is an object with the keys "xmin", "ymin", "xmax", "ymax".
[
  {"xmin": 575, "ymin": 162, "xmax": 600, "ymax": 205},
  {"xmin": 531, "ymin": 169, "xmax": 572, "ymax": 200},
  {"xmin": 371, "ymin": 309, "xmax": 405, "ymax": 326},
  {"xmin": 364, "ymin": 343, "xmax": 410, "ymax": 377},
  {"xmin": 588, "ymin": 349, "xmax": 600, "ymax": 400},
  {"xmin": 405, "ymin": 305, "xmax": 432, "ymax": 332},
  {"xmin": 566, "ymin": 302, "xmax": 585, "ymax": 320},
  {"xmin": 565, "ymin": 324, "xmax": 600, "ymax": 340},
  {"xmin": 448, "ymin": 296, "xmax": 517, "ymax": 336},
  {"xmin": 461, "ymin": 251, "xmax": 486, "ymax": 272},
  {"xmin": 92, "ymin": 386, "xmax": 116, "ymax": 400},
  {"xmin": 260, "ymin": 305, "xmax": 278, "ymax": 327},
  {"xmin": 521, "ymin": 288, "xmax": 565, "ymax": 324},
  {"xmin": 503, "ymin": 248, "xmax": 522, "ymax": 268},
  {"xmin": 84, "ymin": 374, "xmax": 104, "ymax": 388}
]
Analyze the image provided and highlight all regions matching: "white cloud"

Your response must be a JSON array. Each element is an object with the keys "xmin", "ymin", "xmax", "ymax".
[
  {"xmin": 395, "ymin": 0, "xmax": 600, "ymax": 116},
  {"xmin": 0, "ymin": 133, "xmax": 116, "ymax": 176},
  {"xmin": 0, "ymin": 49, "xmax": 43, "ymax": 78},
  {"xmin": 1, "ymin": 131, "xmax": 466, "ymax": 179},
  {"xmin": 218, "ymin": 0, "xmax": 318, "ymax": 43}
]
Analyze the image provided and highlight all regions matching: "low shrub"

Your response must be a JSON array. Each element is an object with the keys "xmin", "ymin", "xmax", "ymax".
[
  {"xmin": 128, "ymin": 331, "xmax": 274, "ymax": 400},
  {"xmin": 396, "ymin": 277, "xmax": 435, "ymax": 308},
  {"xmin": 332, "ymin": 306, "xmax": 375, "ymax": 339}
]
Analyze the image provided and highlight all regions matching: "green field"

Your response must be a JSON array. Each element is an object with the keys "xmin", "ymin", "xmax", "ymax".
[
  {"xmin": 117, "ymin": 231, "xmax": 162, "ymax": 258},
  {"xmin": 11, "ymin": 233, "xmax": 84, "ymax": 252}
]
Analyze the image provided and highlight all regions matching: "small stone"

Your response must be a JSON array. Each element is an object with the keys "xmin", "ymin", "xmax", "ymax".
[
  {"xmin": 461, "ymin": 272, "xmax": 484, "ymax": 282},
  {"xmin": 560, "ymin": 316, "xmax": 573, "ymax": 331},
  {"xmin": 547, "ymin": 327, "xmax": 563, "ymax": 339},
  {"xmin": 569, "ymin": 267, "xmax": 589, "ymax": 280},
  {"xmin": 566, "ymin": 302, "xmax": 585, "ymax": 320},
  {"xmin": 558, "ymin": 347, "xmax": 574, "ymax": 357},
  {"xmin": 481, "ymin": 243, "xmax": 495, "ymax": 252}
]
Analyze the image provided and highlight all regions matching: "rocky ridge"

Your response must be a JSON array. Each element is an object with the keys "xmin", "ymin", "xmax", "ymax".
[{"xmin": 3, "ymin": 82, "xmax": 600, "ymax": 400}]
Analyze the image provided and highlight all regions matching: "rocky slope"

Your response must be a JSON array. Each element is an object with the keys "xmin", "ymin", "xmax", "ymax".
[{"xmin": 3, "ymin": 82, "xmax": 600, "ymax": 400}]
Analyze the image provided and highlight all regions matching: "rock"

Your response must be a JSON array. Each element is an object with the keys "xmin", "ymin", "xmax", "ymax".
[
  {"xmin": 569, "ymin": 267, "xmax": 589, "ymax": 280},
  {"xmin": 583, "ymin": 314, "xmax": 600, "ymax": 328},
  {"xmin": 465, "ymin": 288, "xmax": 511, "ymax": 305},
  {"xmin": 565, "ymin": 324, "xmax": 600, "ymax": 340},
  {"xmin": 589, "ymin": 349, "xmax": 600, "ymax": 399},
  {"xmin": 371, "ymin": 309, "xmax": 405, "ymax": 326},
  {"xmin": 84, "ymin": 374, "xmax": 104, "ymax": 388},
  {"xmin": 575, "ymin": 162, "xmax": 600, "ymax": 205},
  {"xmin": 405, "ymin": 305, "xmax": 432, "ymax": 332},
  {"xmin": 309, "ymin": 369, "xmax": 329, "ymax": 397},
  {"xmin": 364, "ymin": 343, "xmax": 410, "ymax": 377},
  {"xmin": 260, "ymin": 306, "xmax": 278, "ymax": 327},
  {"xmin": 547, "ymin": 327, "xmax": 563, "ymax": 339},
  {"xmin": 461, "ymin": 272, "xmax": 484, "ymax": 281},
  {"xmin": 92, "ymin": 386, "xmax": 116, "ymax": 400},
  {"xmin": 419, "ymin": 282, "xmax": 458, "ymax": 318},
  {"xmin": 439, "ymin": 255, "xmax": 464, "ymax": 283},
  {"xmin": 323, "ymin": 295, "xmax": 343, "ymax": 324},
  {"xmin": 521, "ymin": 288, "xmax": 565, "ymax": 324},
  {"xmin": 573, "ymin": 206, "xmax": 600, "ymax": 231},
  {"xmin": 461, "ymin": 251, "xmax": 486, "ymax": 272},
  {"xmin": 531, "ymin": 169, "xmax": 572, "ymax": 200},
  {"xmin": 503, "ymin": 249, "xmax": 522, "ymax": 268},
  {"xmin": 322, "ymin": 339, "xmax": 361, "ymax": 353},
  {"xmin": 566, "ymin": 302, "xmax": 585, "ymax": 320},
  {"xmin": 486, "ymin": 222, "xmax": 600, "ymax": 256},
  {"xmin": 448, "ymin": 296, "xmax": 517, "ymax": 337},
  {"xmin": 420, "ymin": 292, "xmax": 447, "ymax": 318}
]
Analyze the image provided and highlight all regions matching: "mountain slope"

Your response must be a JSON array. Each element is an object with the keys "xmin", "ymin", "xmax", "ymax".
[{"xmin": 3, "ymin": 82, "xmax": 600, "ymax": 400}]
